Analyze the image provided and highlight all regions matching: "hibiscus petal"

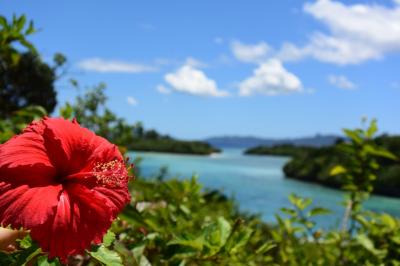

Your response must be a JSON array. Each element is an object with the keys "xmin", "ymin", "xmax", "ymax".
[
  {"xmin": 93, "ymin": 186, "xmax": 131, "ymax": 217},
  {"xmin": 31, "ymin": 183, "xmax": 120, "ymax": 262},
  {"xmin": 0, "ymin": 184, "xmax": 62, "ymax": 229},
  {"xmin": 42, "ymin": 118, "xmax": 121, "ymax": 176},
  {"xmin": 0, "ymin": 121, "xmax": 55, "ymax": 186}
]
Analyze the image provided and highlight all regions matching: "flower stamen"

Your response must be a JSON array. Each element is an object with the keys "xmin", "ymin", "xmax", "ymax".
[{"xmin": 93, "ymin": 160, "xmax": 128, "ymax": 188}]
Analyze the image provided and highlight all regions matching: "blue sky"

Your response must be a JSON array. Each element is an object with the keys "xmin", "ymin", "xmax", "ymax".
[{"xmin": 3, "ymin": 0, "xmax": 400, "ymax": 139}]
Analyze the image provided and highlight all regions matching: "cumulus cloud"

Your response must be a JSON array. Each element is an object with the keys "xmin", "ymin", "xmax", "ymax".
[
  {"xmin": 126, "ymin": 96, "xmax": 138, "ymax": 106},
  {"xmin": 231, "ymin": 41, "xmax": 271, "ymax": 63},
  {"xmin": 78, "ymin": 58, "xmax": 157, "ymax": 73},
  {"xmin": 184, "ymin": 57, "xmax": 207, "ymax": 68},
  {"xmin": 164, "ymin": 65, "xmax": 229, "ymax": 97},
  {"xmin": 239, "ymin": 59, "xmax": 303, "ymax": 96},
  {"xmin": 328, "ymin": 75, "xmax": 356, "ymax": 90},
  {"xmin": 277, "ymin": 0, "xmax": 400, "ymax": 65},
  {"xmin": 156, "ymin": 84, "xmax": 171, "ymax": 94}
]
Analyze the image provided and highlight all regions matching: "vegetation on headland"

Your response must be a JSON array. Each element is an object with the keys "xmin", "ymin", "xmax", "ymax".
[
  {"xmin": 127, "ymin": 139, "xmax": 220, "ymax": 155},
  {"xmin": 2, "ymin": 14, "xmax": 400, "ymax": 265},
  {"xmin": 283, "ymin": 133, "xmax": 400, "ymax": 197},
  {"xmin": 207, "ymin": 135, "xmax": 339, "ymax": 148},
  {"xmin": 245, "ymin": 127, "xmax": 400, "ymax": 197},
  {"xmin": 245, "ymin": 144, "xmax": 315, "ymax": 157}
]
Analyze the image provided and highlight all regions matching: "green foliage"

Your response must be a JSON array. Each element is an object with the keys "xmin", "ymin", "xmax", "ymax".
[
  {"xmin": 1, "ymin": 116, "xmax": 400, "ymax": 265},
  {"xmin": 0, "ymin": 105, "xmax": 47, "ymax": 143},
  {"xmin": 110, "ymin": 175, "xmax": 272, "ymax": 265},
  {"xmin": 245, "ymin": 144, "xmax": 314, "ymax": 157},
  {"xmin": 333, "ymin": 119, "xmax": 397, "ymax": 195},
  {"xmin": 89, "ymin": 245, "xmax": 124, "ymax": 266},
  {"xmin": 0, "ymin": 14, "xmax": 37, "ymax": 65},
  {"xmin": 128, "ymin": 139, "xmax": 220, "ymax": 155},
  {"xmin": 283, "ymin": 122, "xmax": 399, "ymax": 197},
  {"xmin": 0, "ymin": 14, "xmax": 65, "ymax": 118}
]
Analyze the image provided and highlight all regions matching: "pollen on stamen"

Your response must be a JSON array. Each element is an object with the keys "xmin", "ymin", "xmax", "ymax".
[{"xmin": 93, "ymin": 159, "xmax": 128, "ymax": 188}]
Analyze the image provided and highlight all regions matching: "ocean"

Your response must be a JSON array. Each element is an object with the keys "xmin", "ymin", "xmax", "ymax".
[{"xmin": 130, "ymin": 148, "xmax": 400, "ymax": 228}]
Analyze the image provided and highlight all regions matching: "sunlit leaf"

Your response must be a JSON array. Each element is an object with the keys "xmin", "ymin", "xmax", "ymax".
[
  {"xmin": 89, "ymin": 245, "xmax": 123, "ymax": 266},
  {"xmin": 37, "ymin": 256, "xmax": 62, "ymax": 266},
  {"xmin": 366, "ymin": 119, "xmax": 378, "ymax": 138},
  {"xmin": 103, "ymin": 230, "xmax": 116, "ymax": 248},
  {"xmin": 256, "ymin": 242, "xmax": 277, "ymax": 254},
  {"xmin": 308, "ymin": 207, "xmax": 331, "ymax": 217},
  {"xmin": 330, "ymin": 165, "xmax": 347, "ymax": 176}
]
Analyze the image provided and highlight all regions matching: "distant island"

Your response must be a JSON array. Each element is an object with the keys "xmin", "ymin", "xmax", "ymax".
[
  {"xmin": 244, "ymin": 144, "xmax": 314, "ymax": 157},
  {"xmin": 205, "ymin": 134, "xmax": 340, "ymax": 149},
  {"xmin": 243, "ymin": 135, "xmax": 400, "ymax": 197},
  {"xmin": 127, "ymin": 138, "xmax": 220, "ymax": 155}
]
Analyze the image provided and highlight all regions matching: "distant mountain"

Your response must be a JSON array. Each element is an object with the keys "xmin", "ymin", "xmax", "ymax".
[{"xmin": 204, "ymin": 134, "xmax": 341, "ymax": 148}]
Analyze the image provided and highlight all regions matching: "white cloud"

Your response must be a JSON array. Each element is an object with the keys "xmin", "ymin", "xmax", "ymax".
[
  {"xmin": 78, "ymin": 58, "xmax": 157, "ymax": 73},
  {"xmin": 164, "ymin": 64, "xmax": 229, "ymax": 97},
  {"xmin": 157, "ymin": 84, "xmax": 171, "ymax": 94},
  {"xmin": 231, "ymin": 41, "xmax": 271, "ymax": 63},
  {"xmin": 239, "ymin": 59, "xmax": 303, "ymax": 96},
  {"xmin": 184, "ymin": 57, "xmax": 207, "ymax": 68},
  {"xmin": 328, "ymin": 75, "xmax": 356, "ymax": 90},
  {"xmin": 127, "ymin": 96, "xmax": 138, "ymax": 106},
  {"xmin": 277, "ymin": 0, "xmax": 400, "ymax": 65}
]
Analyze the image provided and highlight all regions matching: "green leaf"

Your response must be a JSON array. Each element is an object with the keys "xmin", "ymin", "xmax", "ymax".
[
  {"xmin": 356, "ymin": 234, "xmax": 387, "ymax": 258},
  {"xmin": 203, "ymin": 217, "xmax": 232, "ymax": 249},
  {"xmin": 20, "ymin": 39, "xmax": 37, "ymax": 54},
  {"xmin": 0, "ymin": 251, "xmax": 15, "ymax": 266},
  {"xmin": 0, "ymin": 16, "xmax": 7, "ymax": 27},
  {"xmin": 103, "ymin": 230, "xmax": 116, "ymax": 248},
  {"xmin": 25, "ymin": 21, "xmax": 35, "ymax": 35},
  {"xmin": 37, "ymin": 256, "xmax": 62, "ymax": 266},
  {"xmin": 288, "ymin": 193, "xmax": 299, "ymax": 206},
  {"xmin": 308, "ymin": 207, "xmax": 331, "ymax": 217},
  {"xmin": 356, "ymin": 234, "xmax": 375, "ymax": 252},
  {"xmin": 226, "ymin": 227, "xmax": 253, "ymax": 254},
  {"xmin": 256, "ymin": 242, "xmax": 277, "ymax": 254},
  {"xmin": 18, "ymin": 235, "xmax": 33, "ymax": 249},
  {"xmin": 380, "ymin": 213, "xmax": 397, "ymax": 230},
  {"xmin": 179, "ymin": 204, "xmax": 191, "ymax": 215},
  {"xmin": 343, "ymin": 128, "xmax": 363, "ymax": 144},
  {"xmin": 366, "ymin": 119, "xmax": 378, "ymax": 138},
  {"xmin": 19, "ymin": 247, "xmax": 41, "ymax": 266},
  {"xmin": 15, "ymin": 15, "xmax": 26, "ymax": 31},
  {"xmin": 10, "ymin": 52, "xmax": 20, "ymax": 65},
  {"xmin": 300, "ymin": 198, "xmax": 312, "ymax": 210},
  {"xmin": 168, "ymin": 237, "xmax": 204, "ymax": 250},
  {"xmin": 330, "ymin": 165, "xmax": 347, "ymax": 176},
  {"xmin": 364, "ymin": 145, "xmax": 397, "ymax": 160},
  {"xmin": 132, "ymin": 244, "xmax": 152, "ymax": 266},
  {"xmin": 280, "ymin": 207, "xmax": 296, "ymax": 216},
  {"xmin": 59, "ymin": 102, "xmax": 74, "ymax": 119},
  {"xmin": 89, "ymin": 245, "xmax": 123, "ymax": 266}
]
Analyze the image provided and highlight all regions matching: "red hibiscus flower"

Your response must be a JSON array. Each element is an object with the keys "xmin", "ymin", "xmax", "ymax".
[{"xmin": 0, "ymin": 117, "xmax": 131, "ymax": 262}]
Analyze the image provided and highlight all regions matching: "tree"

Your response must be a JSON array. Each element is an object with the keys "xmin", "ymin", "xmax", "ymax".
[{"xmin": 0, "ymin": 15, "xmax": 64, "ymax": 118}]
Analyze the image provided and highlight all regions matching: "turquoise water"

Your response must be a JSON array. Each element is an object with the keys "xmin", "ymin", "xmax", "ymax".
[{"xmin": 130, "ymin": 148, "xmax": 400, "ymax": 228}]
